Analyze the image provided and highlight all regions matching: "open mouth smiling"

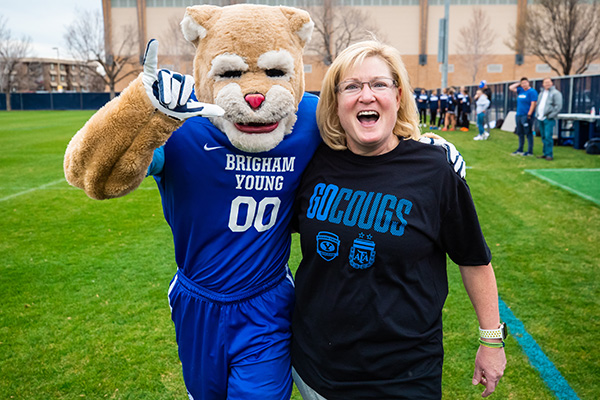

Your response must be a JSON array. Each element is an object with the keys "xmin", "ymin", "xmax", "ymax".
[
  {"xmin": 357, "ymin": 110, "xmax": 380, "ymax": 125},
  {"xmin": 234, "ymin": 122, "xmax": 280, "ymax": 134}
]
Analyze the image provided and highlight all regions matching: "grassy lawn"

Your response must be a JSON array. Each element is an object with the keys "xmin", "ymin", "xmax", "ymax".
[{"xmin": 1, "ymin": 111, "xmax": 598, "ymax": 399}]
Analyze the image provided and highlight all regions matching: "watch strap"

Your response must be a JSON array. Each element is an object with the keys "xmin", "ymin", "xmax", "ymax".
[{"xmin": 479, "ymin": 323, "xmax": 506, "ymax": 339}]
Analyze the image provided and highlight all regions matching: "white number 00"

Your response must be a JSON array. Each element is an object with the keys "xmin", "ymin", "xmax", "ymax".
[{"xmin": 228, "ymin": 196, "xmax": 281, "ymax": 232}]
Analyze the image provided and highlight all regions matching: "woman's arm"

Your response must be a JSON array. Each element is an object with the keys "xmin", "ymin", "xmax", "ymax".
[
  {"xmin": 508, "ymin": 82, "xmax": 520, "ymax": 92},
  {"xmin": 460, "ymin": 263, "xmax": 507, "ymax": 398}
]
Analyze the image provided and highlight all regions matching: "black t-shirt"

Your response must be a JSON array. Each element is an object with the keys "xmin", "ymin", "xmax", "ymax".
[{"xmin": 292, "ymin": 140, "xmax": 491, "ymax": 399}]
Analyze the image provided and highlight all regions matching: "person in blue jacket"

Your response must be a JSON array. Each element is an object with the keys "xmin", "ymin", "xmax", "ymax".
[
  {"xmin": 428, "ymin": 90, "xmax": 439, "ymax": 129},
  {"xmin": 459, "ymin": 88, "xmax": 471, "ymax": 131},
  {"xmin": 438, "ymin": 88, "xmax": 449, "ymax": 129},
  {"xmin": 417, "ymin": 88, "xmax": 429, "ymax": 127},
  {"xmin": 443, "ymin": 88, "xmax": 456, "ymax": 131}
]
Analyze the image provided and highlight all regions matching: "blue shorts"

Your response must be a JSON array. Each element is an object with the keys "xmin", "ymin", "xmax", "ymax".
[{"xmin": 168, "ymin": 268, "xmax": 295, "ymax": 400}]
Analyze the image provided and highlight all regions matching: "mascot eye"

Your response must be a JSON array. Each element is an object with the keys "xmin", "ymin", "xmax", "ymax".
[
  {"xmin": 265, "ymin": 69, "xmax": 285, "ymax": 78},
  {"xmin": 220, "ymin": 70, "xmax": 243, "ymax": 79}
]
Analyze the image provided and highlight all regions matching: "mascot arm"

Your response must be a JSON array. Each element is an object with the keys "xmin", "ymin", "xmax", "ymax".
[
  {"xmin": 419, "ymin": 133, "xmax": 466, "ymax": 179},
  {"xmin": 64, "ymin": 40, "xmax": 224, "ymax": 200},
  {"xmin": 64, "ymin": 74, "xmax": 182, "ymax": 200}
]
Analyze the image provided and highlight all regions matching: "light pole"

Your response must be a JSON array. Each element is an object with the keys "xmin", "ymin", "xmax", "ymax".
[
  {"xmin": 52, "ymin": 47, "xmax": 62, "ymax": 93},
  {"xmin": 441, "ymin": 0, "xmax": 449, "ymax": 89}
]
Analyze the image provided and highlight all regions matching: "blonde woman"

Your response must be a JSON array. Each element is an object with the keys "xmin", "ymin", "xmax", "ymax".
[{"xmin": 291, "ymin": 40, "xmax": 506, "ymax": 399}]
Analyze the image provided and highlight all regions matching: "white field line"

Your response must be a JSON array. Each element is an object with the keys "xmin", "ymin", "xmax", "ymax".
[
  {"xmin": 0, "ymin": 180, "xmax": 158, "ymax": 202},
  {"xmin": 0, "ymin": 179, "xmax": 66, "ymax": 202},
  {"xmin": 525, "ymin": 169, "xmax": 600, "ymax": 206}
]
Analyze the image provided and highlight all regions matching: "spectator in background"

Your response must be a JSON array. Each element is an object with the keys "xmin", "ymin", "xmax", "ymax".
[
  {"xmin": 429, "ymin": 90, "xmax": 439, "ymax": 129},
  {"xmin": 509, "ymin": 77, "xmax": 538, "ymax": 156},
  {"xmin": 479, "ymin": 80, "xmax": 492, "ymax": 136},
  {"xmin": 456, "ymin": 87, "xmax": 465, "ymax": 130},
  {"xmin": 442, "ymin": 88, "xmax": 456, "ymax": 131},
  {"xmin": 459, "ymin": 88, "xmax": 471, "ymax": 131},
  {"xmin": 535, "ymin": 77, "xmax": 563, "ymax": 161},
  {"xmin": 438, "ymin": 88, "xmax": 449, "ymax": 129},
  {"xmin": 417, "ymin": 88, "xmax": 429, "ymax": 127},
  {"xmin": 474, "ymin": 89, "xmax": 490, "ymax": 141}
]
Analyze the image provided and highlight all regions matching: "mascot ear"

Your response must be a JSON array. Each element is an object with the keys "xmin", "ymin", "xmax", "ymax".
[
  {"xmin": 180, "ymin": 5, "xmax": 221, "ymax": 46},
  {"xmin": 279, "ymin": 6, "xmax": 314, "ymax": 47}
]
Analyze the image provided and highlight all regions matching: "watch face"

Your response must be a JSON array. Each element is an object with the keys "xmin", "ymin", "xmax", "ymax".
[{"xmin": 501, "ymin": 322, "xmax": 509, "ymax": 339}]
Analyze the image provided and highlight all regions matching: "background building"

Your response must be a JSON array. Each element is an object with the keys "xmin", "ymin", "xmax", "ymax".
[
  {"xmin": 104, "ymin": 0, "xmax": 600, "ymax": 92},
  {"xmin": 11, "ymin": 58, "xmax": 104, "ymax": 93}
]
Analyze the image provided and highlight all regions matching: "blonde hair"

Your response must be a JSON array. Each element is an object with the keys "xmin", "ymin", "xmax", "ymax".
[{"xmin": 316, "ymin": 40, "xmax": 420, "ymax": 150}]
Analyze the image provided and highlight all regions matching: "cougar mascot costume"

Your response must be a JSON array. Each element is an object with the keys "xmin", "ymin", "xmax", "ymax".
[{"xmin": 64, "ymin": 4, "xmax": 464, "ymax": 399}]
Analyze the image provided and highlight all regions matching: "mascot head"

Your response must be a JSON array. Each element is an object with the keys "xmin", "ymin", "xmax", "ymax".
[{"xmin": 180, "ymin": 4, "xmax": 314, "ymax": 153}]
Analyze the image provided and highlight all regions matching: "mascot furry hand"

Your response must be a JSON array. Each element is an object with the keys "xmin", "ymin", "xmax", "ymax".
[{"xmin": 64, "ymin": 5, "xmax": 319, "ymax": 399}]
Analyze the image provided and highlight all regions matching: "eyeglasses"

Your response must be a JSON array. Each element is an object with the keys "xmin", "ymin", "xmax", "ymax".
[{"xmin": 336, "ymin": 78, "xmax": 398, "ymax": 95}]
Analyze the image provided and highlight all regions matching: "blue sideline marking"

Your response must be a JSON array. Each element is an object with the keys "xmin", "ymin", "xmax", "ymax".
[{"xmin": 499, "ymin": 297, "xmax": 580, "ymax": 399}]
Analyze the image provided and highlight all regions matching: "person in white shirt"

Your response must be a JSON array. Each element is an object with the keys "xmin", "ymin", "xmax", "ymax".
[{"xmin": 474, "ymin": 89, "xmax": 490, "ymax": 141}]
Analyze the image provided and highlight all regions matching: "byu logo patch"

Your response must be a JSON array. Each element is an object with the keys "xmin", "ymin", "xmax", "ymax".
[
  {"xmin": 316, "ymin": 231, "xmax": 340, "ymax": 261},
  {"xmin": 349, "ymin": 233, "xmax": 376, "ymax": 269}
]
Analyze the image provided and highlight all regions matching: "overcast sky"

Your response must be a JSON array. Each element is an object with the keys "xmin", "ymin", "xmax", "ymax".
[{"xmin": 2, "ymin": 0, "xmax": 102, "ymax": 59}]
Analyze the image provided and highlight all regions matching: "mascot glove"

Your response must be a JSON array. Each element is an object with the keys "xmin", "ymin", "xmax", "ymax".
[
  {"xmin": 142, "ymin": 39, "xmax": 224, "ymax": 120},
  {"xmin": 419, "ymin": 136, "xmax": 466, "ymax": 179}
]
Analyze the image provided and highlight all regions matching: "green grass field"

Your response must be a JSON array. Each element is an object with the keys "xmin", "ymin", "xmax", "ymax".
[{"xmin": 1, "ymin": 111, "xmax": 599, "ymax": 399}]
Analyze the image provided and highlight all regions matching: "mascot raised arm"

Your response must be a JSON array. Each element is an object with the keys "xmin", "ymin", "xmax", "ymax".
[
  {"xmin": 64, "ymin": 4, "xmax": 464, "ymax": 399},
  {"xmin": 65, "ymin": 5, "xmax": 318, "ymax": 399}
]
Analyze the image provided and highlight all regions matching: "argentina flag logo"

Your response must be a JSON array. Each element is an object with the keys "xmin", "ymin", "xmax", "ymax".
[
  {"xmin": 316, "ymin": 231, "xmax": 340, "ymax": 261},
  {"xmin": 349, "ymin": 233, "xmax": 376, "ymax": 269}
]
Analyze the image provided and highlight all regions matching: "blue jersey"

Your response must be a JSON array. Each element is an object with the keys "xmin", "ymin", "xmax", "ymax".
[
  {"xmin": 447, "ymin": 94, "xmax": 456, "ymax": 112},
  {"xmin": 429, "ymin": 94, "xmax": 439, "ymax": 109},
  {"xmin": 516, "ymin": 87, "xmax": 538, "ymax": 116},
  {"xmin": 149, "ymin": 93, "xmax": 321, "ymax": 295},
  {"xmin": 439, "ymin": 94, "xmax": 448, "ymax": 109},
  {"xmin": 417, "ymin": 94, "xmax": 428, "ymax": 110}
]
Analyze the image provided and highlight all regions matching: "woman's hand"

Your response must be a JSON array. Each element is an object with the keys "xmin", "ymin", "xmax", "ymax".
[{"xmin": 472, "ymin": 345, "xmax": 506, "ymax": 397}]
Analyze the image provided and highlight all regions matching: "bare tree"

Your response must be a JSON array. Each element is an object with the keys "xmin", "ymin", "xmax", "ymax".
[
  {"xmin": 455, "ymin": 8, "xmax": 495, "ymax": 84},
  {"xmin": 0, "ymin": 15, "xmax": 32, "ymax": 110},
  {"xmin": 80, "ymin": 68, "xmax": 107, "ymax": 92},
  {"xmin": 16, "ymin": 61, "xmax": 44, "ymax": 92},
  {"xmin": 507, "ymin": 0, "xmax": 600, "ymax": 76},
  {"xmin": 300, "ymin": 0, "xmax": 384, "ymax": 66},
  {"xmin": 158, "ymin": 16, "xmax": 196, "ymax": 75},
  {"xmin": 64, "ymin": 9, "xmax": 140, "ymax": 99}
]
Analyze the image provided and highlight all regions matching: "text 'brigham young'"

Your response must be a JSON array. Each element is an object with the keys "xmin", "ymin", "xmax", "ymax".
[{"xmin": 225, "ymin": 154, "xmax": 296, "ymax": 173}]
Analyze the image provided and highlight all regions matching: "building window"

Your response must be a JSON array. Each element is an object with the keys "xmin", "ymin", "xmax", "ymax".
[
  {"xmin": 487, "ymin": 64, "xmax": 503, "ymax": 73},
  {"xmin": 51, "ymin": 75, "xmax": 56, "ymax": 82},
  {"xmin": 60, "ymin": 64, "xmax": 66, "ymax": 71},
  {"xmin": 304, "ymin": 64, "xmax": 313, "ymax": 73},
  {"xmin": 112, "ymin": 0, "xmax": 136, "ymax": 6},
  {"xmin": 61, "ymin": 75, "xmax": 66, "ymax": 82},
  {"xmin": 586, "ymin": 64, "xmax": 600, "ymax": 73},
  {"xmin": 536, "ymin": 64, "xmax": 551, "ymax": 73},
  {"xmin": 50, "ymin": 63, "xmax": 55, "ymax": 70},
  {"xmin": 430, "ymin": 0, "xmax": 517, "ymax": 4}
]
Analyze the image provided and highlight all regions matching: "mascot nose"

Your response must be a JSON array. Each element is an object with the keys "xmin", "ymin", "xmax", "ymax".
[{"xmin": 245, "ymin": 93, "xmax": 265, "ymax": 110}]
